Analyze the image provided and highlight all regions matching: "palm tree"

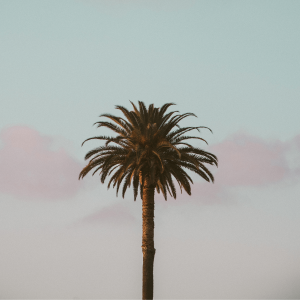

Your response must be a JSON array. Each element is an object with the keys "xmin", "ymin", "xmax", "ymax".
[{"xmin": 79, "ymin": 101, "xmax": 218, "ymax": 300}]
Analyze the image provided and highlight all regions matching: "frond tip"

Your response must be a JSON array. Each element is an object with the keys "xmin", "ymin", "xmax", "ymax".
[{"xmin": 79, "ymin": 101, "xmax": 218, "ymax": 201}]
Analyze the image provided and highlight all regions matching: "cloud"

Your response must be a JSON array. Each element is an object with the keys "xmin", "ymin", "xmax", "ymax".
[
  {"xmin": 4, "ymin": 126, "xmax": 298, "ymax": 204},
  {"xmin": 0, "ymin": 126, "xmax": 84, "ymax": 200},
  {"xmin": 156, "ymin": 131, "xmax": 300, "ymax": 206},
  {"xmin": 209, "ymin": 131, "xmax": 298, "ymax": 187}
]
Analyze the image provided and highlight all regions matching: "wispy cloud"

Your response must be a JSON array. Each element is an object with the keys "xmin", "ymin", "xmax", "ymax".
[
  {"xmin": 0, "ymin": 126, "xmax": 84, "ymax": 200},
  {"xmin": 210, "ymin": 131, "xmax": 292, "ymax": 187},
  {"xmin": 2, "ymin": 126, "xmax": 299, "ymax": 205},
  {"xmin": 160, "ymin": 131, "xmax": 300, "ymax": 205}
]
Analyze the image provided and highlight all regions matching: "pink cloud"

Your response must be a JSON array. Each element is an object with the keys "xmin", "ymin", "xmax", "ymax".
[
  {"xmin": 287, "ymin": 134, "xmax": 300, "ymax": 175},
  {"xmin": 0, "ymin": 126, "xmax": 84, "ymax": 200},
  {"xmin": 156, "ymin": 131, "xmax": 300, "ymax": 206},
  {"xmin": 209, "ymin": 131, "xmax": 292, "ymax": 187},
  {"xmin": 5, "ymin": 126, "xmax": 297, "ymax": 204}
]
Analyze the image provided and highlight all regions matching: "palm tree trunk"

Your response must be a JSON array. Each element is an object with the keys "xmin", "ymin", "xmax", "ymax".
[{"xmin": 142, "ymin": 178, "xmax": 156, "ymax": 300}]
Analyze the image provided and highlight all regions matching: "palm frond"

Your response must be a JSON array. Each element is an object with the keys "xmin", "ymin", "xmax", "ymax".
[{"xmin": 79, "ymin": 101, "xmax": 217, "ymax": 200}]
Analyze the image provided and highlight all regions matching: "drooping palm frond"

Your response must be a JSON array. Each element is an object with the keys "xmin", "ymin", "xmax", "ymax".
[{"xmin": 79, "ymin": 101, "xmax": 218, "ymax": 200}]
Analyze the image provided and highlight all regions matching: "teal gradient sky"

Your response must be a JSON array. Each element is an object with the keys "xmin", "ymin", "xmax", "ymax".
[{"xmin": 0, "ymin": 0, "xmax": 300, "ymax": 299}]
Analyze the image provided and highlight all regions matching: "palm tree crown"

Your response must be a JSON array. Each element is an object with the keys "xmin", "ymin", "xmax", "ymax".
[{"xmin": 79, "ymin": 101, "xmax": 218, "ymax": 200}]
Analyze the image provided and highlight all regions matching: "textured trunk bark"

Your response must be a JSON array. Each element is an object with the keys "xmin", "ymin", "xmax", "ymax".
[{"xmin": 142, "ymin": 178, "xmax": 155, "ymax": 300}]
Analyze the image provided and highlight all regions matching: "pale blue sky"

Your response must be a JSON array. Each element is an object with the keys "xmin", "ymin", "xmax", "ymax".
[
  {"xmin": 0, "ymin": 0, "xmax": 300, "ymax": 299},
  {"xmin": 1, "ymin": 0, "xmax": 300, "ymax": 146}
]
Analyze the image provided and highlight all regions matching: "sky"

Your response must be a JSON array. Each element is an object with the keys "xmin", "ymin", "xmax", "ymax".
[{"xmin": 0, "ymin": 0, "xmax": 300, "ymax": 299}]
